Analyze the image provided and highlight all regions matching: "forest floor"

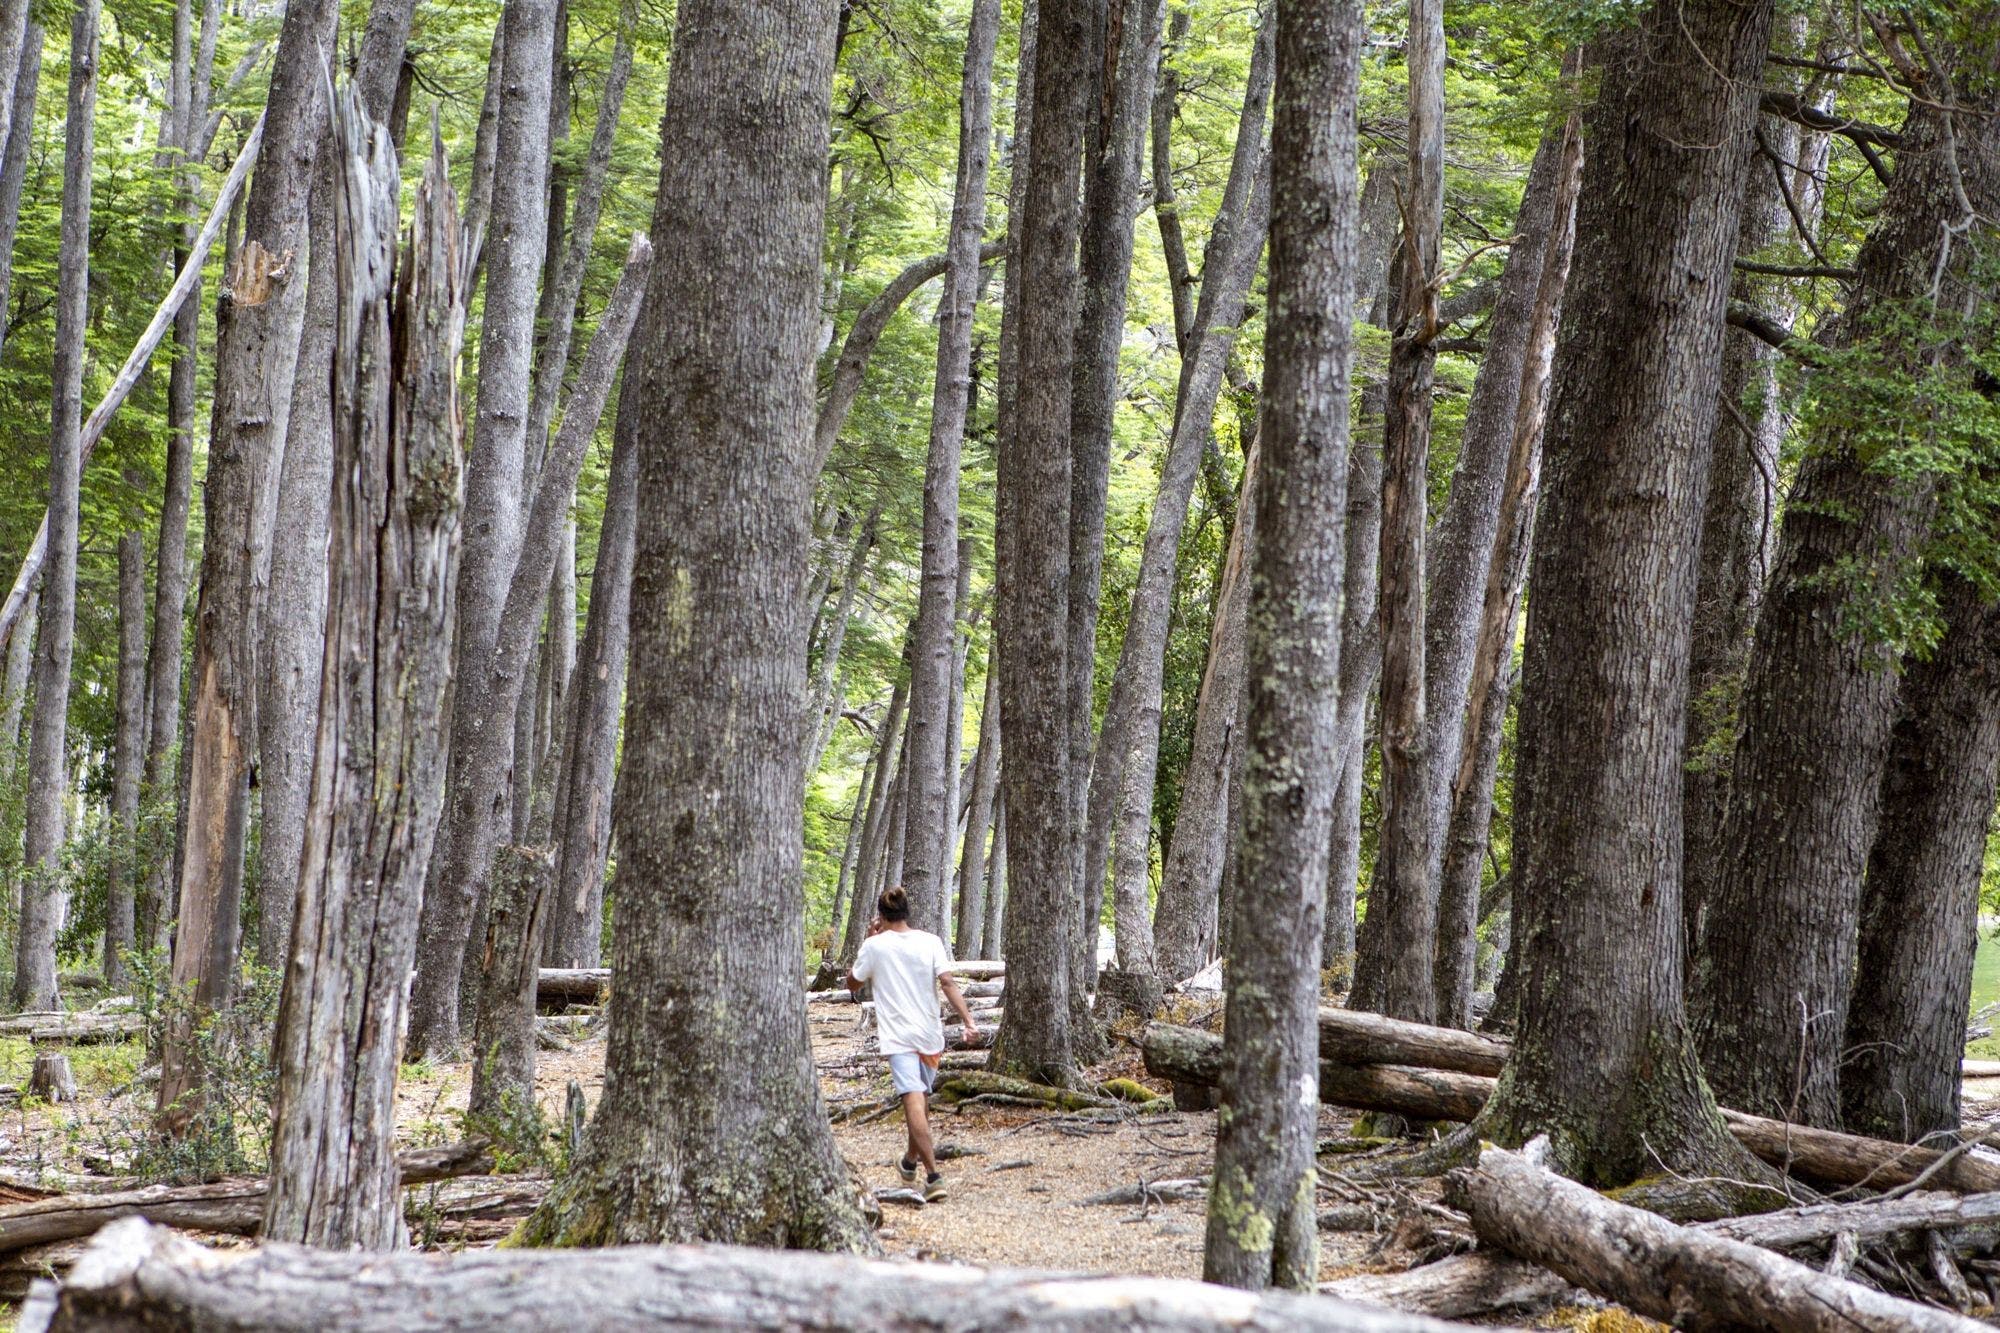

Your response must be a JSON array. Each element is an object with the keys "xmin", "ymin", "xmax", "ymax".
[{"xmin": 3, "ymin": 995, "xmax": 1996, "ymax": 1328}]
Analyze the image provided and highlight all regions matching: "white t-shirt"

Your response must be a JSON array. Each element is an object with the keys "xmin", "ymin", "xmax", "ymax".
[{"xmin": 852, "ymin": 928, "xmax": 953, "ymax": 1056}]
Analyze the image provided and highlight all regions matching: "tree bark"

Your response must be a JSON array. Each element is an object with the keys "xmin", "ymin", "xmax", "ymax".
[
  {"xmin": 160, "ymin": 0, "xmax": 339, "ymax": 1132},
  {"xmin": 989, "ymin": 0, "xmax": 1096, "ymax": 1086},
  {"xmin": 1353, "ymin": 0, "xmax": 1445, "ymax": 1024},
  {"xmin": 14, "ymin": 0, "xmax": 98, "ymax": 1013},
  {"xmin": 984, "ymin": 803, "xmax": 1007, "ymax": 957},
  {"xmin": 1094, "ymin": 15, "xmax": 1272, "ymax": 981},
  {"xmin": 540, "ymin": 383, "xmax": 641, "ymax": 970},
  {"xmin": 901, "ymin": 0, "xmax": 1001, "ymax": 936},
  {"xmin": 257, "ymin": 0, "xmax": 423, "ymax": 971},
  {"xmin": 408, "ymin": 0, "xmax": 562, "ymax": 1059},
  {"xmin": 1202, "ymin": 0, "xmax": 1357, "ymax": 1293},
  {"xmin": 1064, "ymin": 0, "xmax": 1164, "ymax": 1012},
  {"xmin": 27, "ymin": 1217, "xmax": 1481, "ymax": 1333},
  {"xmin": 1430, "ymin": 103, "xmax": 1583, "ymax": 1028},
  {"xmin": 1151, "ymin": 438, "xmax": 1258, "ymax": 981},
  {"xmin": 954, "ymin": 662, "xmax": 1002, "ymax": 957},
  {"xmin": 1149, "ymin": 4, "xmax": 1195, "ymax": 350},
  {"xmin": 1841, "ymin": 574, "xmax": 2000, "ymax": 1143},
  {"xmin": 0, "ymin": 585, "xmax": 30, "ymax": 786},
  {"xmin": 837, "ymin": 668, "xmax": 907, "ymax": 966},
  {"xmin": 1456, "ymin": 1144, "xmax": 1985, "ymax": 1333},
  {"xmin": 1470, "ymin": 1, "xmax": 1778, "ymax": 1187},
  {"xmin": 1680, "ymin": 50, "xmax": 1825, "ymax": 950},
  {"xmin": 1693, "ymin": 63, "xmax": 2000, "ymax": 1128},
  {"xmin": 262, "ymin": 107, "xmax": 465, "ymax": 1251},
  {"xmin": 105, "ymin": 534, "xmax": 146, "ymax": 992},
  {"xmin": 468, "ymin": 845, "xmax": 553, "ymax": 1119},
  {"xmin": 513, "ymin": 0, "xmax": 870, "ymax": 1249},
  {"xmin": 805, "ymin": 509, "xmax": 878, "ymax": 775}
]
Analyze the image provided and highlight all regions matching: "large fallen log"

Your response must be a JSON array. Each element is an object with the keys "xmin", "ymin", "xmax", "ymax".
[
  {"xmin": 1706, "ymin": 1189, "xmax": 2000, "ymax": 1249},
  {"xmin": 22, "ymin": 1217, "xmax": 1483, "ymax": 1332},
  {"xmin": 1454, "ymin": 1142, "xmax": 1985, "ymax": 1331},
  {"xmin": 535, "ymin": 969, "xmax": 610, "ymax": 1003},
  {"xmin": 0, "ymin": 1013, "xmax": 144, "ymax": 1042},
  {"xmin": 1316, "ymin": 1007, "xmax": 1507, "ymax": 1078},
  {"xmin": 0, "ymin": 1142, "xmax": 493, "ymax": 1255},
  {"xmin": 1142, "ymin": 1023, "xmax": 2000, "ymax": 1193},
  {"xmin": 1322, "ymin": 1253, "xmax": 1573, "ymax": 1320}
]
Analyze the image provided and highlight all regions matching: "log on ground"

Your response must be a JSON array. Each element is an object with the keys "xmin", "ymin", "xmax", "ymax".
[
  {"xmin": 22, "ymin": 1217, "xmax": 1489, "ymax": 1332},
  {"xmin": 1453, "ymin": 1142, "xmax": 1986, "ymax": 1332},
  {"xmin": 0, "ymin": 1142, "xmax": 494, "ymax": 1254},
  {"xmin": 1143, "ymin": 1023, "xmax": 2000, "ymax": 1193}
]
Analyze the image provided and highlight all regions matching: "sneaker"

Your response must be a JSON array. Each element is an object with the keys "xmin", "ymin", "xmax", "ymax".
[
  {"xmin": 923, "ymin": 1173, "xmax": 949, "ymax": 1203},
  {"xmin": 898, "ymin": 1157, "xmax": 918, "ymax": 1186}
]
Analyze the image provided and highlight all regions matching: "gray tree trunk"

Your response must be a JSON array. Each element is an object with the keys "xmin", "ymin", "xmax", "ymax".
[
  {"xmin": 106, "ymin": 534, "xmax": 147, "ymax": 992},
  {"xmin": 257, "ymin": 0, "xmax": 422, "ymax": 970},
  {"xmin": 139, "ymin": 0, "xmax": 217, "ymax": 959},
  {"xmin": 541, "ymin": 380, "xmax": 642, "ymax": 970},
  {"xmin": 1151, "ymin": 437, "xmax": 1258, "ymax": 981},
  {"xmin": 0, "ymin": 585, "xmax": 30, "ymax": 787},
  {"xmin": 1203, "ymin": 0, "xmax": 1357, "ymax": 1290},
  {"xmin": 1322, "ymin": 152, "xmax": 1405, "ymax": 974},
  {"xmin": 1102, "ymin": 19, "xmax": 1271, "ymax": 979},
  {"xmin": 1680, "ymin": 53, "xmax": 1826, "ymax": 950},
  {"xmin": 263, "ymin": 107, "xmax": 465, "ymax": 1250},
  {"xmin": 513, "ymin": 0, "xmax": 871, "ymax": 1247},
  {"xmin": 14, "ymin": 0, "xmax": 98, "ymax": 1013},
  {"xmin": 954, "ymin": 663, "xmax": 1002, "ymax": 957},
  {"xmin": 900, "ymin": 0, "xmax": 1000, "ymax": 936},
  {"xmin": 160, "ymin": 0, "xmax": 338, "ymax": 1131},
  {"xmin": 838, "ymin": 670, "xmax": 907, "ymax": 966},
  {"xmin": 408, "ymin": 0, "xmax": 561, "ymax": 1059},
  {"xmin": 1842, "ymin": 574, "xmax": 2000, "ymax": 1144},
  {"xmin": 0, "ymin": 0, "xmax": 31, "ymax": 190},
  {"xmin": 456, "ymin": 235, "xmax": 652, "ymax": 1098},
  {"xmin": 984, "ymin": 803, "xmax": 1007, "ymax": 955},
  {"xmin": 806, "ymin": 510, "xmax": 879, "ymax": 775},
  {"xmin": 990, "ymin": 0, "xmax": 1096, "ymax": 1085},
  {"xmin": 1064, "ymin": 0, "xmax": 1164, "ymax": 1012},
  {"xmin": 1472, "ymin": 2, "xmax": 1779, "ymax": 1187},
  {"xmin": 1693, "ymin": 67, "xmax": 2000, "ymax": 1128},
  {"xmin": 1431, "ymin": 105, "xmax": 1583, "ymax": 1028},
  {"xmin": 1149, "ymin": 5, "xmax": 1195, "ymax": 349},
  {"xmin": 1353, "ymin": 0, "xmax": 1445, "ymax": 1023},
  {"xmin": 0, "ymin": 24, "xmax": 36, "ymax": 373}
]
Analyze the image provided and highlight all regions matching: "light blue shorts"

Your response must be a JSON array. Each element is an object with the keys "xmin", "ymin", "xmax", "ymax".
[{"xmin": 889, "ymin": 1052, "xmax": 939, "ymax": 1096}]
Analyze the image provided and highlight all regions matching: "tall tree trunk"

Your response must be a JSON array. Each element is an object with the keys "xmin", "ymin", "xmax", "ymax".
[
  {"xmin": 1150, "ymin": 4, "xmax": 1194, "ymax": 350},
  {"xmin": 880, "ymin": 743, "xmax": 912, "ymax": 894},
  {"xmin": 1352, "ymin": 0, "xmax": 1445, "ymax": 1023},
  {"xmin": 0, "ymin": 585, "xmax": 30, "ymax": 787},
  {"xmin": 264, "ymin": 105, "xmax": 464, "ymax": 1249},
  {"xmin": 901, "ymin": 0, "xmax": 1000, "ymax": 937},
  {"xmin": 457, "ymin": 236, "xmax": 652, "ymax": 1108},
  {"xmin": 1431, "ymin": 102, "xmax": 1583, "ymax": 1028},
  {"xmin": 823, "ymin": 750, "xmax": 874, "ymax": 963},
  {"xmin": 1064, "ymin": 0, "xmax": 1163, "ymax": 1016},
  {"xmin": 0, "ymin": 0, "xmax": 31, "ymax": 189},
  {"xmin": 989, "ymin": 0, "xmax": 1094, "ymax": 1086},
  {"xmin": 160, "ymin": 0, "xmax": 338, "ymax": 1132},
  {"xmin": 1842, "ymin": 575, "xmax": 2000, "ymax": 1144},
  {"xmin": 140, "ymin": 0, "xmax": 220, "ymax": 959},
  {"xmin": 1692, "ymin": 62, "xmax": 2000, "ymax": 1128},
  {"xmin": 1680, "ymin": 50, "xmax": 1827, "ymax": 952},
  {"xmin": 541, "ymin": 381, "xmax": 642, "ymax": 970},
  {"xmin": 1322, "ymin": 151, "xmax": 1405, "ymax": 974},
  {"xmin": 515, "ymin": 0, "xmax": 870, "ymax": 1247},
  {"xmin": 806, "ymin": 510, "xmax": 878, "ymax": 775},
  {"xmin": 1151, "ymin": 436, "xmax": 1258, "ymax": 980},
  {"xmin": 106, "ymin": 533, "xmax": 147, "ymax": 992},
  {"xmin": 258, "ymin": 0, "xmax": 423, "ymax": 970},
  {"xmin": 14, "ymin": 0, "xmax": 98, "ymax": 1013},
  {"xmin": 984, "ymin": 803, "xmax": 1007, "ymax": 955},
  {"xmin": 1093, "ymin": 14, "xmax": 1272, "ymax": 980},
  {"xmin": 1469, "ymin": 1, "xmax": 1779, "ymax": 1188},
  {"xmin": 1202, "ymin": 0, "xmax": 1356, "ymax": 1291},
  {"xmin": 954, "ymin": 664, "xmax": 1001, "ymax": 957},
  {"xmin": 838, "ymin": 670, "xmax": 907, "ymax": 966},
  {"xmin": 0, "ymin": 23, "xmax": 36, "ymax": 372},
  {"xmin": 408, "ymin": 0, "xmax": 561, "ymax": 1059}
]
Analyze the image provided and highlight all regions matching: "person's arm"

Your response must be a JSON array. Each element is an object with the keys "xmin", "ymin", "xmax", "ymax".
[
  {"xmin": 845, "ymin": 918, "xmax": 886, "ymax": 995},
  {"xmin": 940, "ymin": 972, "xmax": 977, "ymax": 1034}
]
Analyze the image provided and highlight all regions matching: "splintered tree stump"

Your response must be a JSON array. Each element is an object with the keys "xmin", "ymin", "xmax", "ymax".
[{"xmin": 28, "ymin": 1055, "xmax": 75, "ymax": 1106}]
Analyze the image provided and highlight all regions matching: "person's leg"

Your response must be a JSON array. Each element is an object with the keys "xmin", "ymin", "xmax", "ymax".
[{"xmin": 903, "ymin": 1090, "xmax": 937, "ymax": 1175}]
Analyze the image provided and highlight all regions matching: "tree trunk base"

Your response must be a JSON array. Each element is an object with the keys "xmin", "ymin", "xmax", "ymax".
[{"xmin": 28, "ymin": 1055, "xmax": 75, "ymax": 1105}]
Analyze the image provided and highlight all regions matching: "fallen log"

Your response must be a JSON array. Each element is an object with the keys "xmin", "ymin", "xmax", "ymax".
[
  {"xmin": 1706, "ymin": 1189, "xmax": 2000, "ymax": 1250},
  {"xmin": 535, "ymin": 969, "xmax": 610, "ymax": 1003},
  {"xmin": 0, "ymin": 1142, "xmax": 494, "ymax": 1255},
  {"xmin": 1077, "ymin": 1177, "xmax": 1207, "ymax": 1206},
  {"xmin": 1144, "ymin": 1023, "xmax": 2000, "ymax": 1194},
  {"xmin": 1316, "ymin": 1008, "xmax": 1507, "ymax": 1078},
  {"xmin": 27, "ymin": 1017, "xmax": 145, "ymax": 1046},
  {"xmin": 1322, "ymin": 1253, "xmax": 1573, "ymax": 1320},
  {"xmin": 1454, "ymin": 1142, "xmax": 1985, "ymax": 1331},
  {"xmin": 934, "ymin": 1072, "xmax": 1115, "ymax": 1112},
  {"xmin": 22, "ymin": 1217, "xmax": 1484, "ymax": 1332}
]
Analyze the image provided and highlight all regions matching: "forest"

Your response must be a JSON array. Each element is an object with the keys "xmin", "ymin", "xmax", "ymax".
[{"xmin": 0, "ymin": 0, "xmax": 1989, "ymax": 1325}]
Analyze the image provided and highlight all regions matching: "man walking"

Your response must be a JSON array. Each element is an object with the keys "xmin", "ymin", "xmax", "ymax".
[{"xmin": 848, "ymin": 886, "xmax": 980, "ymax": 1201}]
